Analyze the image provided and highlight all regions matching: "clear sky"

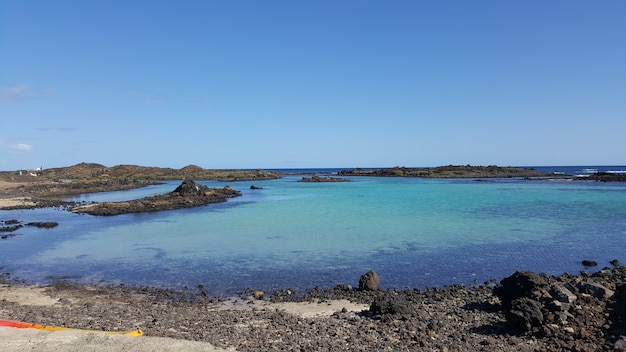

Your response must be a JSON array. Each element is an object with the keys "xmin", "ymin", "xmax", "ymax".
[{"xmin": 1, "ymin": 1, "xmax": 625, "ymax": 170}]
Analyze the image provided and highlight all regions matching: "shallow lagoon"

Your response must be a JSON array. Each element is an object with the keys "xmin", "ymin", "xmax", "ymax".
[{"xmin": 1, "ymin": 173, "xmax": 625, "ymax": 296}]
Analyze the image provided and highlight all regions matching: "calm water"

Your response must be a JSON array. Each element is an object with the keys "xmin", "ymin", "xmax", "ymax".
[{"xmin": 1, "ymin": 166, "xmax": 625, "ymax": 296}]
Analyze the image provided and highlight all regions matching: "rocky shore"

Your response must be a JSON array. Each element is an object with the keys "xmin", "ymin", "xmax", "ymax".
[
  {"xmin": 337, "ymin": 165, "xmax": 552, "ymax": 178},
  {"xmin": 70, "ymin": 180, "xmax": 242, "ymax": 216},
  {"xmin": 298, "ymin": 175, "xmax": 351, "ymax": 182},
  {"xmin": 0, "ymin": 162, "xmax": 280, "ymax": 211},
  {"xmin": 1, "ymin": 265, "xmax": 625, "ymax": 351}
]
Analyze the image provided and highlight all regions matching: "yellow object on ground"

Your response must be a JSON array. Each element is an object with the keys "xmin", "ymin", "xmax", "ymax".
[{"xmin": 0, "ymin": 318, "xmax": 142, "ymax": 336}]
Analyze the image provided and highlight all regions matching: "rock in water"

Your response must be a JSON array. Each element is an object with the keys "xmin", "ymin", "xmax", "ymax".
[
  {"xmin": 582, "ymin": 260, "xmax": 598, "ymax": 267},
  {"xmin": 359, "ymin": 270, "xmax": 380, "ymax": 291}
]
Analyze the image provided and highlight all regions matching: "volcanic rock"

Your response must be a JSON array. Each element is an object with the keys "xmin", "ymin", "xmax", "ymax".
[
  {"xmin": 506, "ymin": 297, "xmax": 544, "ymax": 331},
  {"xmin": 550, "ymin": 284, "xmax": 577, "ymax": 303},
  {"xmin": 25, "ymin": 221, "xmax": 59, "ymax": 229},
  {"xmin": 579, "ymin": 281, "xmax": 614, "ymax": 299},
  {"xmin": 171, "ymin": 179, "xmax": 211, "ymax": 196},
  {"xmin": 72, "ymin": 180, "xmax": 242, "ymax": 216},
  {"xmin": 358, "ymin": 271, "xmax": 380, "ymax": 291},
  {"xmin": 494, "ymin": 271, "xmax": 549, "ymax": 306},
  {"xmin": 582, "ymin": 259, "xmax": 598, "ymax": 267},
  {"xmin": 369, "ymin": 294, "xmax": 416, "ymax": 316}
]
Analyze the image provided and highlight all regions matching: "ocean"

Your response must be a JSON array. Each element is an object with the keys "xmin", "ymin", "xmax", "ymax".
[{"xmin": 1, "ymin": 166, "xmax": 625, "ymax": 296}]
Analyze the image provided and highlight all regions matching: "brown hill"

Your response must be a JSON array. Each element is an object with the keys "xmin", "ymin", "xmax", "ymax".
[{"xmin": 41, "ymin": 163, "xmax": 281, "ymax": 181}]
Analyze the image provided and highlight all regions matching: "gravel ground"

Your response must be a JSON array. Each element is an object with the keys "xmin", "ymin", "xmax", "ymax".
[{"xmin": 2, "ymin": 265, "xmax": 625, "ymax": 351}]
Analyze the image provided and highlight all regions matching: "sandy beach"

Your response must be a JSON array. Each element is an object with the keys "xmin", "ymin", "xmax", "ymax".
[{"xmin": 0, "ymin": 180, "xmax": 37, "ymax": 208}]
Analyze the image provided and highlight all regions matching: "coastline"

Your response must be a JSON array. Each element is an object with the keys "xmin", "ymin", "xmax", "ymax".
[
  {"xmin": 2, "ymin": 164, "xmax": 626, "ymax": 350},
  {"xmin": 1, "ymin": 265, "xmax": 626, "ymax": 351}
]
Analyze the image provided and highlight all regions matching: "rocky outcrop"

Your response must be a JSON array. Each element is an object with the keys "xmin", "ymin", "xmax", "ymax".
[
  {"xmin": 298, "ymin": 175, "xmax": 351, "ymax": 182},
  {"xmin": 71, "ymin": 180, "xmax": 242, "ymax": 216},
  {"xmin": 25, "ymin": 222, "xmax": 59, "ymax": 228},
  {"xmin": 171, "ymin": 179, "xmax": 212, "ymax": 196},
  {"xmin": 338, "ymin": 165, "xmax": 552, "ymax": 178},
  {"xmin": 493, "ymin": 264, "xmax": 624, "ymax": 349},
  {"xmin": 582, "ymin": 172, "xmax": 626, "ymax": 182},
  {"xmin": 582, "ymin": 259, "xmax": 598, "ymax": 267},
  {"xmin": 493, "ymin": 271, "xmax": 550, "ymax": 305}
]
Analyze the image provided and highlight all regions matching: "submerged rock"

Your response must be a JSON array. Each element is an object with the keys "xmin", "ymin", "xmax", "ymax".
[
  {"xmin": 582, "ymin": 260, "xmax": 598, "ymax": 267},
  {"xmin": 25, "ymin": 221, "xmax": 59, "ymax": 228}
]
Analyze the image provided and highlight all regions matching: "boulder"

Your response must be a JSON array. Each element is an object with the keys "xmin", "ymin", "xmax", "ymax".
[
  {"xmin": 171, "ymin": 179, "xmax": 211, "ymax": 196},
  {"xmin": 369, "ymin": 294, "xmax": 416, "ymax": 316},
  {"xmin": 551, "ymin": 284, "xmax": 577, "ymax": 303},
  {"xmin": 359, "ymin": 270, "xmax": 380, "ymax": 291},
  {"xmin": 494, "ymin": 271, "xmax": 549, "ymax": 306},
  {"xmin": 582, "ymin": 260, "xmax": 598, "ymax": 267},
  {"xmin": 579, "ymin": 282, "xmax": 614, "ymax": 299},
  {"xmin": 506, "ymin": 297, "xmax": 545, "ymax": 331}
]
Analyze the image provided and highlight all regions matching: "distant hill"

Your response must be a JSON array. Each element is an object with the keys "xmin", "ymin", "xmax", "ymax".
[{"xmin": 40, "ymin": 162, "xmax": 281, "ymax": 181}]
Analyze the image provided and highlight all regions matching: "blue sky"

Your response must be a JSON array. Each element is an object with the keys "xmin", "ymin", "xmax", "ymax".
[{"xmin": 1, "ymin": 1, "xmax": 624, "ymax": 170}]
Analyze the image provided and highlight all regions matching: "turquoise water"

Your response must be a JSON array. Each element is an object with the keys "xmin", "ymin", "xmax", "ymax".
[{"xmin": 1, "ymin": 172, "xmax": 626, "ymax": 295}]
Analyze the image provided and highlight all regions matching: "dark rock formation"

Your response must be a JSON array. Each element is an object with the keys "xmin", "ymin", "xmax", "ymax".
[
  {"xmin": 493, "ymin": 264, "xmax": 626, "ymax": 342},
  {"xmin": 582, "ymin": 172, "xmax": 626, "ymax": 182},
  {"xmin": 298, "ymin": 175, "xmax": 350, "ymax": 182},
  {"xmin": 579, "ymin": 281, "xmax": 614, "ymax": 299},
  {"xmin": 171, "ymin": 179, "xmax": 211, "ymax": 196},
  {"xmin": 0, "ymin": 220, "xmax": 23, "ymax": 232},
  {"xmin": 358, "ymin": 271, "xmax": 380, "ymax": 291},
  {"xmin": 369, "ymin": 294, "xmax": 416, "ymax": 316},
  {"xmin": 493, "ymin": 271, "xmax": 549, "ymax": 306},
  {"xmin": 250, "ymin": 185, "xmax": 263, "ymax": 189},
  {"xmin": 71, "ymin": 180, "xmax": 242, "ymax": 216},
  {"xmin": 25, "ymin": 221, "xmax": 59, "ymax": 228},
  {"xmin": 506, "ymin": 297, "xmax": 544, "ymax": 331},
  {"xmin": 338, "ymin": 165, "xmax": 552, "ymax": 178},
  {"xmin": 582, "ymin": 259, "xmax": 598, "ymax": 267}
]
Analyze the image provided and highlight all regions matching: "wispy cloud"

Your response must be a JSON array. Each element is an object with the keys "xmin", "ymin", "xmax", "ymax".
[
  {"xmin": 10, "ymin": 143, "xmax": 33, "ymax": 152},
  {"xmin": 0, "ymin": 84, "xmax": 57, "ymax": 104},
  {"xmin": 1, "ymin": 84, "xmax": 31, "ymax": 103},
  {"xmin": 35, "ymin": 127, "xmax": 78, "ymax": 132},
  {"xmin": 144, "ymin": 96, "xmax": 168, "ymax": 103}
]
